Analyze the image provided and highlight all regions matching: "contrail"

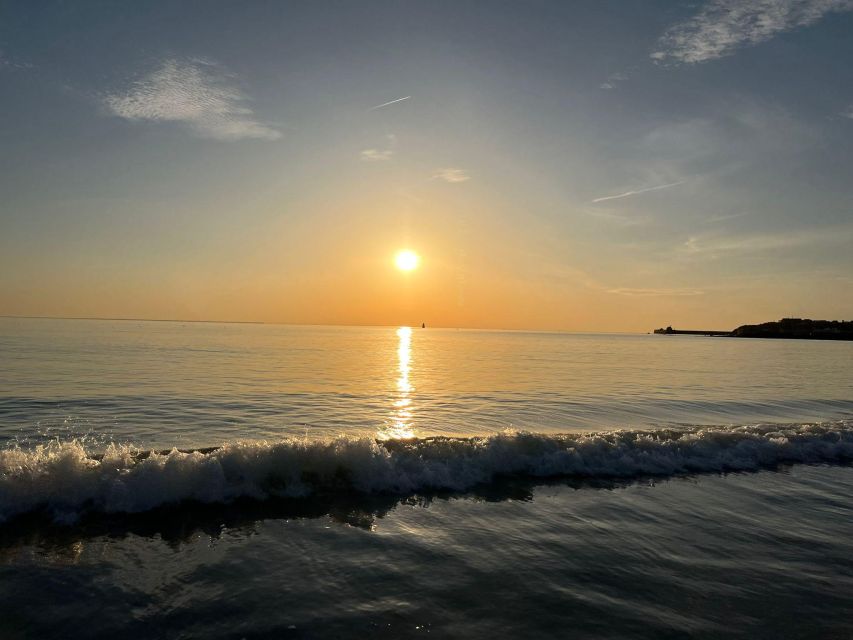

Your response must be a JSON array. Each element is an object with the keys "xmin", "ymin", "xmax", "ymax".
[
  {"xmin": 368, "ymin": 96, "xmax": 411, "ymax": 111},
  {"xmin": 592, "ymin": 180, "xmax": 686, "ymax": 203}
]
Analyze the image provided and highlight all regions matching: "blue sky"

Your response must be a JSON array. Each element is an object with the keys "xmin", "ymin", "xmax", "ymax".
[{"xmin": 1, "ymin": 1, "xmax": 852, "ymax": 329}]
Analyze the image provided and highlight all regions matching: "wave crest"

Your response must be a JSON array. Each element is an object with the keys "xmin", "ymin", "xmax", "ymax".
[{"xmin": 2, "ymin": 421, "xmax": 852, "ymax": 523}]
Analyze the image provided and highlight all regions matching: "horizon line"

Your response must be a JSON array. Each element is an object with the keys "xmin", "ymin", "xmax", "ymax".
[
  {"xmin": 0, "ymin": 314, "xmax": 266, "ymax": 325},
  {"xmin": 0, "ymin": 314, "xmax": 656, "ymax": 335}
]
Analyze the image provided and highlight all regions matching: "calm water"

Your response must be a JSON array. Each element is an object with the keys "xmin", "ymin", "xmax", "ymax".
[
  {"xmin": 2, "ymin": 318, "xmax": 852, "ymax": 447},
  {"xmin": 1, "ymin": 318, "xmax": 852, "ymax": 638}
]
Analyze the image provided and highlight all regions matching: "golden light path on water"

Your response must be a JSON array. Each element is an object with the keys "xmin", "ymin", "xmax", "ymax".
[{"xmin": 381, "ymin": 326, "xmax": 416, "ymax": 439}]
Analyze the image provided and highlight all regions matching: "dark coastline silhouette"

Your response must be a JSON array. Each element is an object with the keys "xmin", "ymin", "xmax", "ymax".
[{"xmin": 654, "ymin": 318, "xmax": 853, "ymax": 341}]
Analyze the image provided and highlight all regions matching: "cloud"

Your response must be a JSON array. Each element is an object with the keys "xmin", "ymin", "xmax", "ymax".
[
  {"xmin": 635, "ymin": 103, "xmax": 818, "ymax": 184},
  {"xmin": 599, "ymin": 72, "xmax": 628, "ymax": 90},
  {"xmin": 843, "ymin": 105, "xmax": 853, "ymax": 118},
  {"xmin": 433, "ymin": 168, "xmax": 471, "ymax": 183},
  {"xmin": 607, "ymin": 287, "xmax": 704, "ymax": 297},
  {"xmin": 703, "ymin": 211, "xmax": 752, "ymax": 224},
  {"xmin": 360, "ymin": 149, "xmax": 394, "ymax": 161},
  {"xmin": 652, "ymin": 0, "xmax": 853, "ymax": 64},
  {"xmin": 681, "ymin": 224, "xmax": 853, "ymax": 256},
  {"xmin": 368, "ymin": 96, "xmax": 411, "ymax": 111},
  {"xmin": 0, "ymin": 50, "xmax": 33, "ymax": 71},
  {"xmin": 541, "ymin": 264, "xmax": 705, "ymax": 298},
  {"xmin": 104, "ymin": 59, "xmax": 281, "ymax": 141},
  {"xmin": 592, "ymin": 180, "xmax": 686, "ymax": 203},
  {"xmin": 360, "ymin": 134, "xmax": 397, "ymax": 161},
  {"xmin": 583, "ymin": 208, "xmax": 650, "ymax": 226}
]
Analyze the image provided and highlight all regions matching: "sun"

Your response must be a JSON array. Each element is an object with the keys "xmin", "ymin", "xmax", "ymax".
[{"xmin": 394, "ymin": 250, "xmax": 420, "ymax": 272}]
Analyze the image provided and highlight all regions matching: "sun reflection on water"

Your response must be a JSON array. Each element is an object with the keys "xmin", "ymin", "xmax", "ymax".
[{"xmin": 379, "ymin": 326, "xmax": 416, "ymax": 440}]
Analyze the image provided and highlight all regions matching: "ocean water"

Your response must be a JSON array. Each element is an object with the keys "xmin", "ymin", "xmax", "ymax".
[{"xmin": 1, "ymin": 318, "xmax": 852, "ymax": 638}]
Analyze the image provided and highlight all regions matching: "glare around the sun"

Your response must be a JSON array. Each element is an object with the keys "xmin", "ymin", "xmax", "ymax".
[{"xmin": 394, "ymin": 250, "xmax": 420, "ymax": 271}]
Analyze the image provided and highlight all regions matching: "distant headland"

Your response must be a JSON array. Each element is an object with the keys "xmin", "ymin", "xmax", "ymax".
[{"xmin": 654, "ymin": 318, "xmax": 853, "ymax": 341}]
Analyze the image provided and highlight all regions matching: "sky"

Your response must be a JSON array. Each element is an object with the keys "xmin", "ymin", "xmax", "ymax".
[{"xmin": 1, "ymin": 0, "xmax": 852, "ymax": 331}]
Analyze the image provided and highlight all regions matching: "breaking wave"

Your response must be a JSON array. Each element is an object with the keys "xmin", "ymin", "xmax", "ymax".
[{"xmin": 1, "ymin": 421, "xmax": 852, "ymax": 523}]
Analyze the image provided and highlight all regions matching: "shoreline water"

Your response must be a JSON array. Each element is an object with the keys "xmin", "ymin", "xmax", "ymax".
[
  {"xmin": 1, "ymin": 320, "xmax": 852, "ymax": 638},
  {"xmin": 3, "ymin": 464, "xmax": 852, "ymax": 639}
]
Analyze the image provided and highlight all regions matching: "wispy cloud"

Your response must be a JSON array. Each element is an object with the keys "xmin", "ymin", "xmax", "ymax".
[
  {"xmin": 583, "ymin": 208, "xmax": 650, "ymax": 227},
  {"xmin": 360, "ymin": 134, "xmax": 396, "ymax": 161},
  {"xmin": 0, "ymin": 50, "xmax": 33, "ymax": 71},
  {"xmin": 652, "ymin": 0, "xmax": 853, "ymax": 64},
  {"xmin": 681, "ymin": 224, "xmax": 853, "ymax": 256},
  {"xmin": 103, "ymin": 58, "xmax": 281, "ymax": 141},
  {"xmin": 842, "ymin": 104, "xmax": 853, "ymax": 119},
  {"xmin": 368, "ymin": 96, "xmax": 411, "ymax": 111},
  {"xmin": 703, "ymin": 211, "xmax": 752, "ymax": 224},
  {"xmin": 607, "ymin": 287, "xmax": 704, "ymax": 297},
  {"xmin": 599, "ymin": 72, "xmax": 628, "ymax": 90},
  {"xmin": 433, "ymin": 168, "xmax": 471, "ymax": 183},
  {"xmin": 592, "ymin": 180, "xmax": 685, "ymax": 203},
  {"xmin": 360, "ymin": 149, "xmax": 393, "ymax": 161},
  {"xmin": 541, "ymin": 265, "xmax": 705, "ymax": 298}
]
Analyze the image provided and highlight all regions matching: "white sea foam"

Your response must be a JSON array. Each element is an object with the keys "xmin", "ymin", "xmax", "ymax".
[{"xmin": 1, "ymin": 422, "xmax": 851, "ymax": 523}]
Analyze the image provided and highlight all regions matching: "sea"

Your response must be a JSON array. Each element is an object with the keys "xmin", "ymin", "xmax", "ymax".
[{"xmin": 1, "ymin": 317, "xmax": 852, "ymax": 639}]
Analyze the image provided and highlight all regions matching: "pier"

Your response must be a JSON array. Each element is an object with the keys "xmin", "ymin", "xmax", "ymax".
[{"xmin": 653, "ymin": 326, "xmax": 731, "ymax": 336}]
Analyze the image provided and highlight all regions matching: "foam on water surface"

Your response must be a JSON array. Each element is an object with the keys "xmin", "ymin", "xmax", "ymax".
[{"xmin": 2, "ymin": 420, "xmax": 851, "ymax": 523}]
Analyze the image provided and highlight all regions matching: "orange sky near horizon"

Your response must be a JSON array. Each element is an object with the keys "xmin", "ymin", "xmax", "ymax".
[{"xmin": 4, "ymin": 178, "xmax": 849, "ymax": 332}]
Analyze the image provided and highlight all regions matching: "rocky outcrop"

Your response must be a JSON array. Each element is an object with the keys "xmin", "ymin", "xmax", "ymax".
[{"xmin": 732, "ymin": 318, "xmax": 853, "ymax": 341}]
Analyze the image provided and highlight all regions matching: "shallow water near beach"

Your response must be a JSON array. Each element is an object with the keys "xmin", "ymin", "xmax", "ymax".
[{"xmin": 1, "ymin": 318, "xmax": 852, "ymax": 638}]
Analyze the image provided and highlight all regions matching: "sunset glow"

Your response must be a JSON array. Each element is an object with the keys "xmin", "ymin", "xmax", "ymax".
[
  {"xmin": 394, "ymin": 250, "xmax": 420, "ymax": 272},
  {"xmin": 2, "ymin": 4, "xmax": 853, "ymax": 636},
  {"xmin": 0, "ymin": 2, "xmax": 851, "ymax": 333}
]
